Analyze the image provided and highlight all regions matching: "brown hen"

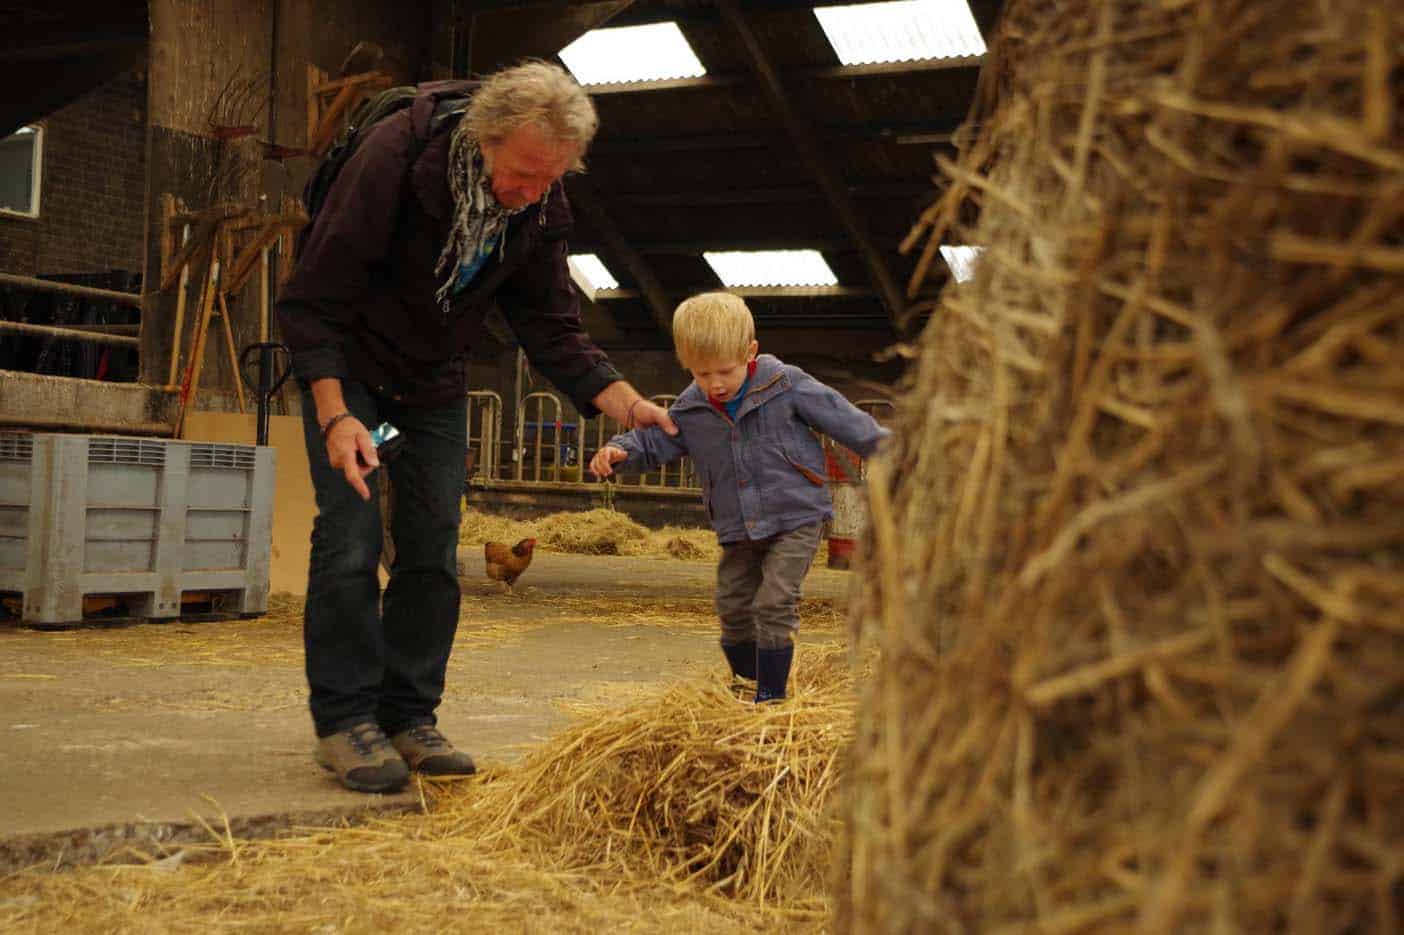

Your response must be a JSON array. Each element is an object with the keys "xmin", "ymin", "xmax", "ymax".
[{"xmin": 484, "ymin": 537, "xmax": 537, "ymax": 591}]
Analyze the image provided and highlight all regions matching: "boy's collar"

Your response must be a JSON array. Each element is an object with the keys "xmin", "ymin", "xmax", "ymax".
[
  {"xmin": 707, "ymin": 359, "xmax": 758, "ymax": 416},
  {"xmin": 674, "ymin": 355, "xmax": 786, "ymax": 415}
]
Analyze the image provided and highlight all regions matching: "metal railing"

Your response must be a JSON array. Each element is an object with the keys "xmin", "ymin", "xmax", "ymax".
[
  {"xmin": 495, "ymin": 390, "xmax": 892, "ymax": 491},
  {"xmin": 0, "ymin": 271, "xmax": 143, "ymax": 348},
  {"xmin": 465, "ymin": 390, "xmax": 503, "ymax": 482},
  {"xmin": 513, "ymin": 391, "xmax": 567, "ymax": 482}
]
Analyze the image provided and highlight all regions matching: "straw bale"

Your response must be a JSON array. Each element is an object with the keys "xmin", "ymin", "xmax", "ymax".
[
  {"xmin": 837, "ymin": 2, "xmax": 1404, "ymax": 933},
  {"xmin": 1, "ymin": 647, "xmax": 859, "ymax": 934}
]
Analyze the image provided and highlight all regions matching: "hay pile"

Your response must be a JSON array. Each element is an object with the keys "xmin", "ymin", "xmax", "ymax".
[
  {"xmin": 1, "ymin": 646, "xmax": 858, "ymax": 934},
  {"xmin": 460, "ymin": 507, "xmax": 723, "ymax": 561},
  {"xmin": 460, "ymin": 508, "xmax": 831, "ymax": 566},
  {"xmin": 838, "ymin": 2, "xmax": 1403, "ymax": 933}
]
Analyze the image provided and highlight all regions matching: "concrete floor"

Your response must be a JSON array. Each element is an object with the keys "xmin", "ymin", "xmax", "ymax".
[{"xmin": 0, "ymin": 551, "xmax": 851, "ymax": 871}]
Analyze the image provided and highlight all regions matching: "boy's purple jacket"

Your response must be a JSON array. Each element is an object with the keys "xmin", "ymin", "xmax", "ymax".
[
  {"xmin": 608, "ymin": 355, "xmax": 891, "ymax": 544},
  {"xmin": 276, "ymin": 81, "xmax": 621, "ymax": 411}
]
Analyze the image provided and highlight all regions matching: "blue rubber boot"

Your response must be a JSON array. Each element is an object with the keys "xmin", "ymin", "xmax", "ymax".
[
  {"xmin": 755, "ymin": 644, "xmax": 794, "ymax": 704},
  {"xmin": 721, "ymin": 640, "xmax": 757, "ymax": 680}
]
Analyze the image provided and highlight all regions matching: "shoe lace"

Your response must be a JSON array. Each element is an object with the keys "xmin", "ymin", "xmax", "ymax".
[
  {"xmin": 407, "ymin": 725, "xmax": 449, "ymax": 750},
  {"xmin": 347, "ymin": 723, "xmax": 389, "ymax": 757}
]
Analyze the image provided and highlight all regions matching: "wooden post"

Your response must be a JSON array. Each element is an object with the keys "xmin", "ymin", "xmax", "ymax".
[
  {"xmin": 176, "ymin": 258, "xmax": 220, "ymax": 438},
  {"xmin": 166, "ymin": 222, "xmax": 193, "ymax": 386},
  {"xmin": 216, "ymin": 290, "xmax": 247, "ymax": 414},
  {"xmin": 159, "ymin": 193, "xmax": 175, "ymax": 283},
  {"xmin": 259, "ymin": 246, "xmax": 270, "ymax": 342},
  {"xmin": 306, "ymin": 64, "xmax": 323, "ymax": 149}
]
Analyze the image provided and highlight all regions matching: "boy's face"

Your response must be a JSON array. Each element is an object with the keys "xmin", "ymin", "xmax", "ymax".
[{"xmin": 688, "ymin": 340, "xmax": 759, "ymax": 404}]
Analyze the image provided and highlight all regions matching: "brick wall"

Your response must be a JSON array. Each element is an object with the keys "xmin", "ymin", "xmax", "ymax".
[{"xmin": 0, "ymin": 71, "xmax": 147, "ymax": 277}]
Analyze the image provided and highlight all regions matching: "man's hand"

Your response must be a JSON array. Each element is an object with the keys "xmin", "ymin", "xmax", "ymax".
[
  {"xmin": 590, "ymin": 445, "xmax": 628, "ymax": 478},
  {"xmin": 628, "ymin": 399, "xmax": 679, "ymax": 436},
  {"xmin": 591, "ymin": 381, "xmax": 680, "ymax": 436},
  {"xmin": 326, "ymin": 416, "xmax": 378, "ymax": 500}
]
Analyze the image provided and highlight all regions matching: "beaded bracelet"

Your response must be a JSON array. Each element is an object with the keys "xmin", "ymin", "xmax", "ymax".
[
  {"xmin": 625, "ymin": 398, "xmax": 646, "ymax": 430},
  {"xmin": 321, "ymin": 411, "xmax": 354, "ymax": 439}
]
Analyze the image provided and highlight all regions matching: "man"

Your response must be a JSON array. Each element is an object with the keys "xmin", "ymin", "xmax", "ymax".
[{"xmin": 277, "ymin": 61, "xmax": 676, "ymax": 794}]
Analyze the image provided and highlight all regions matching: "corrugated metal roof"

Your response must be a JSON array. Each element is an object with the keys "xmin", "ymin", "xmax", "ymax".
[
  {"xmin": 814, "ymin": 1, "xmax": 986, "ymax": 65},
  {"xmin": 559, "ymin": 21, "xmax": 707, "ymax": 85}
]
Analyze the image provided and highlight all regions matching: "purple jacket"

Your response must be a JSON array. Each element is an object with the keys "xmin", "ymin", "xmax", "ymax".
[
  {"xmin": 277, "ymin": 81, "xmax": 621, "ymax": 411},
  {"xmin": 608, "ymin": 355, "xmax": 890, "ymax": 544}
]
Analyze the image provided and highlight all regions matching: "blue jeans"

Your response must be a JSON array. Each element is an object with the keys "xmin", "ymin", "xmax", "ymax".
[{"xmin": 299, "ymin": 381, "xmax": 466, "ymax": 738}]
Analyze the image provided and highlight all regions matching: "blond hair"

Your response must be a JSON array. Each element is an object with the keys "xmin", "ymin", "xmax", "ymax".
[
  {"xmin": 464, "ymin": 60, "xmax": 598, "ymax": 170},
  {"xmin": 672, "ymin": 292, "xmax": 756, "ymax": 368}
]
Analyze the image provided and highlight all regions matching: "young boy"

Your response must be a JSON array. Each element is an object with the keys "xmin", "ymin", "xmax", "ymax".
[{"xmin": 589, "ymin": 292, "xmax": 890, "ymax": 703}]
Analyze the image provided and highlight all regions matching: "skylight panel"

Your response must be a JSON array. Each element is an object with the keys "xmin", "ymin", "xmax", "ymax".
[
  {"xmin": 814, "ymin": 0, "xmax": 986, "ymax": 65},
  {"xmin": 568, "ymin": 254, "xmax": 620, "ymax": 298},
  {"xmin": 703, "ymin": 250, "xmax": 839, "ymax": 288},
  {"xmin": 559, "ymin": 22, "xmax": 707, "ymax": 86},
  {"xmin": 939, "ymin": 245, "xmax": 983, "ymax": 283}
]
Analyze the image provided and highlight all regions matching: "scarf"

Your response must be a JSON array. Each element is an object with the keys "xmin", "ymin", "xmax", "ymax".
[{"xmin": 433, "ymin": 123, "xmax": 536, "ymax": 306}]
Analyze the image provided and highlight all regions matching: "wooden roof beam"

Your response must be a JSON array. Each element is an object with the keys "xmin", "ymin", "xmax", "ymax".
[
  {"xmin": 714, "ymin": 0, "xmax": 909, "ymax": 328},
  {"xmin": 590, "ymin": 120, "xmax": 964, "ymax": 155},
  {"xmin": 584, "ymin": 57, "xmax": 979, "ymax": 95},
  {"xmin": 615, "ymin": 182, "xmax": 928, "ymax": 208},
  {"xmin": 565, "ymin": 176, "xmax": 674, "ymax": 337}
]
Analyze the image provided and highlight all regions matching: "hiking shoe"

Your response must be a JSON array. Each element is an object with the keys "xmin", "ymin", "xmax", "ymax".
[
  {"xmin": 315, "ymin": 721, "xmax": 410, "ymax": 794},
  {"xmin": 389, "ymin": 725, "xmax": 477, "ymax": 776}
]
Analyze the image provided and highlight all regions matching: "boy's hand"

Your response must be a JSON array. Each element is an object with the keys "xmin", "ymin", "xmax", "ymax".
[{"xmin": 590, "ymin": 445, "xmax": 628, "ymax": 478}]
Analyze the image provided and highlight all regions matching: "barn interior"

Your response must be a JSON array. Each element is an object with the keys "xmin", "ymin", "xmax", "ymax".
[{"xmin": 1, "ymin": 1, "xmax": 1399, "ymax": 933}]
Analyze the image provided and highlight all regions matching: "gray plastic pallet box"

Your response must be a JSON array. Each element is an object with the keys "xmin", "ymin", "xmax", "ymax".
[{"xmin": 0, "ymin": 432, "xmax": 276, "ymax": 626}]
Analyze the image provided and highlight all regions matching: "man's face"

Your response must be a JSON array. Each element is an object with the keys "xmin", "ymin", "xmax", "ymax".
[
  {"xmin": 481, "ymin": 124, "xmax": 578, "ymax": 209},
  {"xmin": 688, "ymin": 341, "xmax": 759, "ymax": 404}
]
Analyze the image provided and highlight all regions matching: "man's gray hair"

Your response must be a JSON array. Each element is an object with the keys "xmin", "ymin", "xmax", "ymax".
[{"xmin": 464, "ymin": 60, "xmax": 598, "ymax": 167}]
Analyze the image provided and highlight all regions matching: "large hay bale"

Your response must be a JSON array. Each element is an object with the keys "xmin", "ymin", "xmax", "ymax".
[{"xmin": 837, "ymin": 2, "xmax": 1403, "ymax": 933}]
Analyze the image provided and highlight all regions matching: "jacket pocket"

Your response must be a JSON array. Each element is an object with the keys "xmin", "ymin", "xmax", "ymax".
[{"xmin": 783, "ymin": 451, "xmax": 826, "ymax": 487}]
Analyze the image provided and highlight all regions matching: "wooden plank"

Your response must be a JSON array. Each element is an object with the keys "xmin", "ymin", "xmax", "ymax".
[
  {"xmin": 309, "ymin": 83, "xmax": 359, "ymax": 156},
  {"xmin": 216, "ymin": 290, "xmax": 247, "ymax": 414},
  {"xmin": 166, "ymin": 222, "xmax": 193, "ymax": 386},
  {"xmin": 0, "ymin": 320, "xmax": 140, "ymax": 348},
  {"xmin": 312, "ymin": 70, "xmax": 392, "ymax": 97},
  {"xmin": 159, "ymin": 205, "xmax": 243, "ymax": 292},
  {"xmin": 306, "ymin": 63, "xmax": 323, "ymax": 148},
  {"xmin": 159, "ymin": 193, "xmax": 175, "ymax": 283},
  {"xmin": 225, "ymin": 216, "xmax": 302, "ymax": 296},
  {"xmin": 182, "ymin": 412, "xmax": 315, "ymax": 594}
]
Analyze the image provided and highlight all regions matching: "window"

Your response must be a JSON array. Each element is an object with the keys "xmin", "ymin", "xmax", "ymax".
[
  {"xmin": 0, "ymin": 125, "xmax": 42, "ymax": 218},
  {"xmin": 568, "ymin": 253, "xmax": 620, "ymax": 300},
  {"xmin": 814, "ymin": 0, "xmax": 986, "ymax": 65},
  {"xmin": 703, "ymin": 250, "xmax": 839, "ymax": 288},
  {"xmin": 558, "ymin": 22, "xmax": 707, "ymax": 86},
  {"xmin": 939, "ymin": 244, "xmax": 983, "ymax": 282}
]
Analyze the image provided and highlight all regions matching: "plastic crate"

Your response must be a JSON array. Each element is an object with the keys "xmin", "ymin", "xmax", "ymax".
[{"xmin": 0, "ymin": 432, "xmax": 276, "ymax": 626}]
